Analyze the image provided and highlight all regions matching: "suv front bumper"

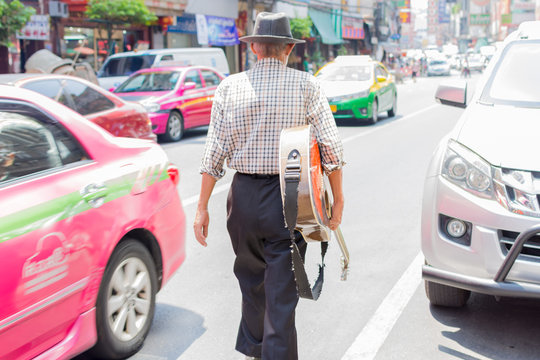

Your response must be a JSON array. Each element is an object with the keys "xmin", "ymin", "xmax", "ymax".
[
  {"xmin": 423, "ymin": 224, "xmax": 540, "ymax": 299},
  {"xmin": 422, "ymin": 168, "xmax": 540, "ymax": 299}
]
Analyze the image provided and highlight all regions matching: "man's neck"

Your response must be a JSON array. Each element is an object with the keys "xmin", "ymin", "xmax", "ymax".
[{"xmin": 257, "ymin": 55, "xmax": 287, "ymax": 64}]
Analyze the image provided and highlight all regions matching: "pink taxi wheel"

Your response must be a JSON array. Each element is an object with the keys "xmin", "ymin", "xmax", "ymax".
[
  {"xmin": 163, "ymin": 110, "xmax": 184, "ymax": 142},
  {"xmin": 90, "ymin": 240, "xmax": 158, "ymax": 359}
]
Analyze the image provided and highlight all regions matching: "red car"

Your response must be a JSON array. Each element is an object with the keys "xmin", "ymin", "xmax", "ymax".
[
  {"xmin": 0, "ymin": 74, "xmax": 156, "ymax": 141},
  {"xmin": 113, "ymin": 65, "xmax": 224, "ymax": 142},
  {"xmin": 0, "ymin": 85, "xmax": 185, "ymax": 359}
]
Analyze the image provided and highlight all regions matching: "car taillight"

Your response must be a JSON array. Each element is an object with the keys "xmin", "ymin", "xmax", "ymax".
[{"xmin": 167, "ymin": 164, "xmax": 180, "ymax": 186}]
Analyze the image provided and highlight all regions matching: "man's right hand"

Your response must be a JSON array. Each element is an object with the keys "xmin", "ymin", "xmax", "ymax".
[{"xmin": 194, "ymin": 207, "xmax": 209, "ymax": 247}]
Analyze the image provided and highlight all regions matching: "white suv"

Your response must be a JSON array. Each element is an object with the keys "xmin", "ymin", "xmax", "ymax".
[{"xmin": 421, "ymin": 21, "xmax": 540, "ymax": 307}]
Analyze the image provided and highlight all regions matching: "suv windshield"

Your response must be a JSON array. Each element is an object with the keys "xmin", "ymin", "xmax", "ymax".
[
  {"xmin": 99, "ymin": 55, "xmax": 156, "ymax": 78},
  {"xmin": 317, "ymin": 64, "xmax": 372, "ymax": 81},
  {"xmin": 480, "ymin": 41, "xmax": 540, "ymax": 107}
]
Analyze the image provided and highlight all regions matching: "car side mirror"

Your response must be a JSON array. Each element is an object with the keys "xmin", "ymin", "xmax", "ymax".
[
  {"xmin": 376, "ymin": 76, "xmax": 386, "ymax": 83},
  {"xmin": 180, "ymin": 82, "xmax": 197, "ymax": 93},
  {"xmin": 435, "ymin": 80, "xmax": 467, "ymax": 108}
]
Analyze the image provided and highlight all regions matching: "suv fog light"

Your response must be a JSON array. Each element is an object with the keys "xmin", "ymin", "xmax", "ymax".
[
  {"xmin": 440, "ymin": 214, "xmax": 472, "ymax": 246},
  {"xmin": 447, "ymin": 219, "xmax": 467, "ymax": 238}
]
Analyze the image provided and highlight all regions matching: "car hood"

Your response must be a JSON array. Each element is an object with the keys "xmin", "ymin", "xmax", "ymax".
[
  {"xmin": 116, "ymin": 91, "xmax": 170, "ymax": 103},
  {"xmin": 321, "ymin": 81, "xmax": 371, "ymax": 98},
  {"xmin": 456, "ymin": 104, "xmax": 540, "ymax": 171}
]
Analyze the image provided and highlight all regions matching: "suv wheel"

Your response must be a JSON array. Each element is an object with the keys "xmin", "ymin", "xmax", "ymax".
[{"xmin": 424, "ymin": 280, "xmax": 470, "ymax": 307}]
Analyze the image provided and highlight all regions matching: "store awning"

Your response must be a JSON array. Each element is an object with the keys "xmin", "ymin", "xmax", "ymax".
[{"xmin": 308, "ymin": 8, "xmax": 343, "ymax": 45}]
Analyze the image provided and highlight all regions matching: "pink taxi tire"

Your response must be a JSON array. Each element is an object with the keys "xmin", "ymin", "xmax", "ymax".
[
  {"xmin": 162, "ymin": 110, "xmax": 184, "ymax": 142},
  {"xmin": 90, "ymin": 240, "xmax": 158, "ymax": 359}
]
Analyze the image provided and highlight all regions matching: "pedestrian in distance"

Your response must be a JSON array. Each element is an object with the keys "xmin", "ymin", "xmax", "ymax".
[
  {"xmin": 412, "ymin": 60, "xmax": 420, "ymax": 83},
  {"xmin": 193, "ymin": 12, "xmax": 345, "ymax": 360},
  {"xmin": 461, "ymin": 56, "xmax": 471, "ymax": 78}
]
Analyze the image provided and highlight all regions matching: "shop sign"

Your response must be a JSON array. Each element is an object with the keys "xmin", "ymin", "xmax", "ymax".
[
  {"xmin": 470, "ymin": 13, "xmax": 490, "ymax": 25},
  {"xmin": 168, "ymin": 14, "xmax": 197, "ymax": 34},
  {"xmin": 471, "ymin": 0, "xmax": 490, "ymax": 6},
  {"xmin": 438, "ymin": 0, "xmax": 450, "ymax": 23},
  {"xmin": 399, "ymin": 10, "xmax": 411, "ymax": 23},
  {"xmin": 395, "ymin": 0, "xmax": 411, "ymax": 9},
  {"xmin": 501, "ymin": 13, "xmax": 512, "ymax": 24},
  {"xmin": 196, "ymin": 15, "xmax": 239, "ymax": 46},
  {"xmin": 342, "ymin": 16, "xmax": 364, "ymax": 39},
  {"xmin": 17, "ymin": 15, "xmax": 50, "ymax": 41},
  {"xmin": 512, "ymin": 0, "xmax": 536, "ymax": 10},
  {"xmin": 63, "ymin": 0, "xmax": 88, "ymax": 13}
]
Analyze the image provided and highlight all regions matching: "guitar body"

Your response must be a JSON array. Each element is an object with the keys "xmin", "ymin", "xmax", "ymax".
[{"xmin": 279, "ymin": 125, "xmax": 332, "ymax": 243}]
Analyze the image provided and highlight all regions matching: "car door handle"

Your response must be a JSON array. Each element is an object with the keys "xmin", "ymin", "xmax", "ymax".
[{"xmin": 80, "ymin": 183, "xmax": 108, "ymax": 208}]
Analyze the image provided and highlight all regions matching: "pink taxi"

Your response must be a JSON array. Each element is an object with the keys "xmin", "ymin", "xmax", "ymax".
[
  {"xmin": 113, "ymin": 65, "xmax": 224, "ymax": 142},
  {"xmin": 0, "ymin": 85, "xmax": 186, "ymax": 359}
]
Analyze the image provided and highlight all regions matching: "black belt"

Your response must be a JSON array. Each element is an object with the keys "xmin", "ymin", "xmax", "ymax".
[{"xmin": 238, "ymin": 172, "xmax": 278, "ymax": 179}]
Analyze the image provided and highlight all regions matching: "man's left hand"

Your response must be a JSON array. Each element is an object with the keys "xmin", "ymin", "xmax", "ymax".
[{"xmin": 194, "ymin": 207, "xmax": 209, "ymax": 247}]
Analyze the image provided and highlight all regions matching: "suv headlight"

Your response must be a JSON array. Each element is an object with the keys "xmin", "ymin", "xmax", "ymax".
[
  {"xmin": 441, "ymin": 140, "xmax": 493, "ymax": 198},
  {"xmin": 141, "ymin": 102, "xmax": 160, "ymax": 113}
]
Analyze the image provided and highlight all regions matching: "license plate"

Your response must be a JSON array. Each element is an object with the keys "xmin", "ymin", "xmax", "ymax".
[{"xmin": 330, "ymin": 104, "xmax": 337, "ymax": 112}]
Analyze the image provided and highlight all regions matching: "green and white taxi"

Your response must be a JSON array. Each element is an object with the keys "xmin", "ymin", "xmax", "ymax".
[{"xmin": 316, "ymin": 55, "xmax": 398, "ymax": 124}]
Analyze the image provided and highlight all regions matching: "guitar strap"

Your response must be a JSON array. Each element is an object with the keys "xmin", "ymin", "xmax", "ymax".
[{"xmin": 284, "ymin": 149, "xmax": 328, "ymax": 301}]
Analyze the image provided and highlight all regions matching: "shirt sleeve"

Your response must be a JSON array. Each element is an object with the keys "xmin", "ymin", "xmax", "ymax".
[
  {"xmin": 305, "ymin": 77, "xmax": 345, "ymax": 175},
  {"xmin": 200, "ymin": 82, "xmax": 229, "ymax": 180}
]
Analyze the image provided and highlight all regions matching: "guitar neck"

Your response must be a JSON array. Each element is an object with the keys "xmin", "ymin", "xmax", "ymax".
[{"xmin": 334, "ymin": 226, "xmax": 349, "ymax": 280}]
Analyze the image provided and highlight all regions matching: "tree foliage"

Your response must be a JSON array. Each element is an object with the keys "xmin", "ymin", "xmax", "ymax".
[
  {"xmin": 0, "ymin": 0, "xmax": 35, "ymax": 47},
  {"xmin": 290, "ymin": 17, "xmax": 313, "ymax": 40},
  {"xmin": 85, "ymin": 0, "xmax": 157, "ymax": 25}
]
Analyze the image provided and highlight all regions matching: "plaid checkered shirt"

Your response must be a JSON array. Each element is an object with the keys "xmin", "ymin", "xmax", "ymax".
[{"xmin": 200, "ymin": 57, "xmax": 344, "ymax": 179}]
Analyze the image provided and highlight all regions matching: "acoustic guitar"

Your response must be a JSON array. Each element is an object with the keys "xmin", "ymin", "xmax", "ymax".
[{"xmin": 279, "ymin": 125, "xmax": 349, "ymax": 289}]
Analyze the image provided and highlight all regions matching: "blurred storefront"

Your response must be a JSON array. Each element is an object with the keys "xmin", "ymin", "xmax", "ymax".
[
  {"xmin": 175, "ymin": 0, "xmax": 240, "ymax": 73},
  {"xmin": 53, "ymin": 0, "xmax": 187, "ymax": 71}
]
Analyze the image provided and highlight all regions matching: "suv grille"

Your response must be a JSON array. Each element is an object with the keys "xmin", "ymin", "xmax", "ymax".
[{"xmin": 499, "ymin": 230, "xmax": 540, "ymax": 260}]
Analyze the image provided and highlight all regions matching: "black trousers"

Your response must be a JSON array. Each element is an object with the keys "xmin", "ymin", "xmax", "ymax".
[{"xmin": 227, "ymin": 172, "xmax": 306, "ymax": 360}]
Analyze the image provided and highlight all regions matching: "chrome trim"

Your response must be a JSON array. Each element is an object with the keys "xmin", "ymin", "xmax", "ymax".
[{"xmin": 0, "ymin": 277, "xmax": 89, "ymax": 332}]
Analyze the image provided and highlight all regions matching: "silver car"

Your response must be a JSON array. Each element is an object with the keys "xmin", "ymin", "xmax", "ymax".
[{"xmin": 421, "ymin": 21, "xmax": 540, "ymax": 307}]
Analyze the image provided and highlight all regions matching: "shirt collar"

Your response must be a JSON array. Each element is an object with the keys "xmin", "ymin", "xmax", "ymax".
[{"xmin": 254, "ymin": 57, "xmax": 286, "ymax": 68}]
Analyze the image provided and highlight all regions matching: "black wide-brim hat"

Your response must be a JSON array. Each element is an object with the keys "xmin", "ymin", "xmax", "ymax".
[{"xmin": 240, "ymin": 12, "xmax": 305, "ymax": 44}]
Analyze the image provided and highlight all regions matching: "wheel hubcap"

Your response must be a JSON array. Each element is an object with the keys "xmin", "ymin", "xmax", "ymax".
[
  {"xmin": 168, "ymin": 114, "xmax": 182, "ymax": 139},
  {"xmin": 107, "ymin": 257, "xmax": 151, "ymax": 342}
]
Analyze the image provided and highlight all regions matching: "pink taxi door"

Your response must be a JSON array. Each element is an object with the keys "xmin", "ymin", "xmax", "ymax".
[
  {"xmin": 199, "ymin": 69, "xmax": 223, "ymax": 126},
  {"xmin": 178, "ymin": 69, "xmax": 208, "ymax": 128},
  {"xmin": 0, "ymin": 99, "xmax": 122, "ymax": 359}
]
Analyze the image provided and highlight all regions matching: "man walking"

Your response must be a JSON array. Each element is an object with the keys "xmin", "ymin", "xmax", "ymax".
[{"xmin": 194, "ymin": 12, "xmax": 345, "ymax": 360}]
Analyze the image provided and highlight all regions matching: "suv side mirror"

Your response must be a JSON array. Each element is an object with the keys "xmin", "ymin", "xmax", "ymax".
[{"xmin": 435, "ymin": 80, "xmax": 467, "ymax": 108}]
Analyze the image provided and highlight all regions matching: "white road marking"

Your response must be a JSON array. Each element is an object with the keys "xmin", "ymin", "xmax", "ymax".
[
  {"xmin": 342, "ymin": 103, "xmax": 439, "ymax": 145},
  {"xmin": 182, "ymin": 103, "xmax": 441, "ymax": 207},
  {"xmin": 341, "ymin": 252, "xmax": 424, "ymax": 360}
]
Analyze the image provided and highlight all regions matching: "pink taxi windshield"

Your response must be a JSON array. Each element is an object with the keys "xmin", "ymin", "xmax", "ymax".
[{"xmin": 115, "ymin": 71, "xmax": 182, "ymax": 93}]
